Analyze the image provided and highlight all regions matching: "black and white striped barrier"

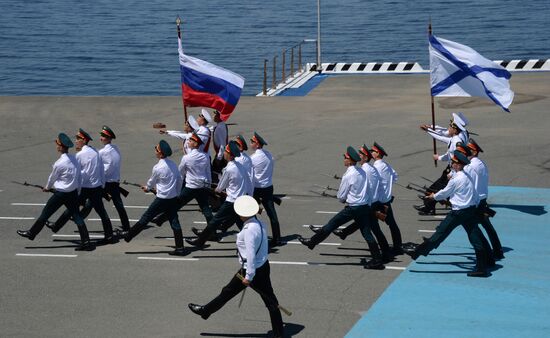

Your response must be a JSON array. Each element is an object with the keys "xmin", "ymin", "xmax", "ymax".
[
  {"xmin": 494, "ymin": 59, "xmax": 550, "ymax": 71},
  {"xmin": 319, "ymin": 62, "xmax": 424, "ymax": 74}
]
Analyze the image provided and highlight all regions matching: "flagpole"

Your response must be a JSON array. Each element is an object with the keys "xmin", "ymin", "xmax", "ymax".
[
  {"xmin": 429, "ymin": 22, "xmax": 437, "ymax": 167},
  {"xmin": 176, "ymin": 16, "xmax": 189, "ymax": 122}
]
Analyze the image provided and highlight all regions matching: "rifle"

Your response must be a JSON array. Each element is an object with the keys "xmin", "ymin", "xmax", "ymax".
[
  {"xmin": 122, "ymin": 180, "xmax": 157, "ymax": 195},
  {"xmin": 321, "ymin": 173, "xmax": 341, "ymax": 180},
  {"xmin": 12, "ymin": 180, "xmax": 54, "ymax": 192},
  {"xmin": 313, "ymin": 184, "xmax": 338, "ymax": 192},
  {"xmin": 309, "ymin": 190, "xmax": 337, "ymax": 198},
  {"xmin": 235, "ymin": 273, "xmax": 292, "ymax": 316}
]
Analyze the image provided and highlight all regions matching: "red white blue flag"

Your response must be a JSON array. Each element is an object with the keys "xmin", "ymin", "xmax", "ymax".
[{"xmin": 178, "ymin": 38, "xmax": 245, "ymax": 121}]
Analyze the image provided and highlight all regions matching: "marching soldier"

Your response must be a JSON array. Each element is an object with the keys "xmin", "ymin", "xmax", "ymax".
[
  {"xmin": 370, "ymin": 142, "xmax": 403, "ymax": 254},
  {"xmin": 211, "ymin": 110, "xmax": 228, "ymax": 182},
  {"xmin": 466, "ymin": 138, "xmax": 504, "ymax": 259},
  {"xmin": 153, "ymin": 132, "xmax": 214, "ymax": 229},
  {"xmin": 186, "ymin": 141, "xmax": 252, "ymax": 247},
  {"xmin": 403, "ymin": 151, "xmax": 493, "ymax": 277},
  {"xmin": 416, "ymin": 112, "xmax": 470, "ymax": 215},
  {"xmin": 328, "ymin": 144, "xmax": 392, "ymax": 259},
  {"xmin": 234, "ymin": 135, "xmax": 254, "ymax": 186},
  {"xmin": 197, "ymin": 109, "xmax": 213, "ymax": 154},
  {"xmin": 160, "ymin": 115, "xmax": 200, "ymax": 155},
  {"xmin": 299, "ymin": 147, "xmax": 386, "ymax": 270},
  {"xmin": 17, "ymin": 133, "xmax": 94, "ymax": 251},
  {"xmin": 49, "ymin": 129, "xmax": 115, "ymax": 245},
  {"xmin": 188, "ymin": 196, "xmax": 285, "ymax": 338},
  {"xmin": 122, "ymin": 140, "xmax": 186, "ymax": 256},
  {"xmin": 79, "ymin": 126, "xmax": 130, "ymax": 232},
  {"xmin": 250, "ymin": 132, "xmax": 282, "ymax": 248}
]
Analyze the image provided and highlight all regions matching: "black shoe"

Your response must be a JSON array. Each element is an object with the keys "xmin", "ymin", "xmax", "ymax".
[
  {"xmin": 75, "ymin": 240, "xmax": 95, "ymax": 251},
  {"xmin": 308, "ymin": 224, "xmax": 322, "ymax": 234},
  {"xmin": 191, "ymin": 227, "xmax": 203, "ymax": 236},
  {"xmin": 298, "ymin": 237, "xmax": 315, "ymax": 250},
  {"xmin": 119, "ymin": 230, "xmax": 132, "ymax": 243},
  {"xmin": 414, "ymin": 205, "xmax": 436, "ymax": 215},
  {"xmin": 185, "ymin": 238, "xmax": 206, "ymax": 247},
  {"xmin": 45, "ymin": 221, "xmax": 58, "ymax": 233},
  {"xmin": 168, "ymin": 247, "xmax": 188, "ymax": 256},
  {"xmin": 402, "ymin": 246, "xmax": 420, "ymax": 260},
  {"xmin": 17, "ymin": 230, "xmax": 35, "ymax": 240},
  {"xmin": 467, "ymin": 270, "xmax": 490, "ymax": 278},
  {"xmin": 151, "ymin": 217, "xmax": 163, "ymax": 227},
  {"xmin": 97, "ymin": 235, "xmax": 119, "ymax": 245},
  {"xmin": 391, "ymin": 245, "xmax": 404, "ymax": 256},
  {"xmin": 188, "ymin": 303, "xmax": 209, "ymax": 319},
  {"xmin": 493, "ymin": 249, "xmax": 505, "ymax": 260},
  {"xmin": 363, "ymin": 258, "xmax": 385, "ymax": 270},
  {"xmin": 332, "ymin": 228, "xmax": 347, "ymax": 240},
  {"xmin": 382, "ymin": 252, "xmax": 394, "ymax": 263}
]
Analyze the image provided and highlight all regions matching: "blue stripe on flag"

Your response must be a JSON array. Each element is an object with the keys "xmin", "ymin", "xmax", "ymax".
[
  {"xmin": 180, "ymin": 66, "xmax": 242, "ymax": 107},
  {"xmin": 429, "ymin": 35, "xmax": 512, "ymax": 112}
]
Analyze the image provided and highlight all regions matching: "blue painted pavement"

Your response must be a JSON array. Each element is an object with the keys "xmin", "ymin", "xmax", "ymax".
[{"xmin": 346, "ymin": 186, "xmax": 550, "ymax": 338}]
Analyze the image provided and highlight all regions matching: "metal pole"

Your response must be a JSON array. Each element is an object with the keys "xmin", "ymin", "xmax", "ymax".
[
  {"xmin": 263, "ymin": 59, "xmax": 267, "ymax": 96},
  {"xmin": 291, "ymin": 47, "xmax": 294, "ymax": 76},
  {"xmin": 272, "ymin": 56, "xmax": 277, "ymax": 89},
  {"xmin": 429, "ymin": 22, "xmax": 437, "ymax": 167},
  {"xmin": 282, "ymin": 50, "xmax": 286, "ymax": 83},
  {"xmin": 176, "ymin": 16, "xmax": 188, "ymax": 122},
  {"xmin": 298, "ymin": 43, "xmax": 302, "ymax": 71},
  {"xmin": 317, "ymin": 0, "xmax": 322, "ymax": 71}
]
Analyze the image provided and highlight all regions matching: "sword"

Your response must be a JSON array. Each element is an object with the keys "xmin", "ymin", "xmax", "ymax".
[
  {"xmin": 122, "ymin": 180, "xmax": 157, "ymax": 195},
  {"xmin": 235, "ymin": 273, "xmax": 292, "ymax": 316}
]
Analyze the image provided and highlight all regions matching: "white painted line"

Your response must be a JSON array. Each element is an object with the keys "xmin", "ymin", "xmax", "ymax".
[
  {"xmin": 281, "ymin": 196, "xmax": 291, "ymax": 200},
  {"xmin": 11, "ymin": 203, "xmax": 46, "ymax": 206},
  {"xmin": 0, "ymin": 190, "xmax": 4, "ymax": 192},
  {"xmin": 270, "ymin": 261, "xmax": 308, "ymax": 265},
  {"xmin": 385, "ymin": 266, "xmax": 406, "ymax": 271},
  {"xmin": 16, "ymin": 253, "xmax": 78, "ymax": 258},
  {"xmin": 87, "ymin": 218, "xmax": 139, "ymax": 222},
  {"xmin": 302, "ymin": 224, "xmax": 323, "ymax": 228},
  {"xmin": 52, "ymin": 234, "xmax": 104, "ymax": 239},
  {"xmin": 0, "ymin": 216, "xmax": 35, "ymax": 220},
  {"xmin": 434, "ymin": 216, "xmax": 445, "ymax": 219},
  {"xmin": 137, "ymin": 256, "xmax": 199, "ymax": 261},
  {"xmin": 418, "ymin": 230, "xmax": 436, "ymax": 233},
  {"xmin": 315, "ymin": 211, "xmax": 338, "ymax": 214},
  {"xmin": 286, "ymin": 241, "xmax": 341, "ymax": 246},
  {"xmin": 193, "ymin": 221, "xmax": 207, "ymax": 224},
  {"xmin": 122, "ymin": 205, "xmax": 149, "ymax": 209}
]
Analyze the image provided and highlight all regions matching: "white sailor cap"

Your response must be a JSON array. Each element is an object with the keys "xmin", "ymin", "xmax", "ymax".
[
  {"xmin": 457, "ymin": 112, "xmax": 469, "ymax": 126},
  {"xmin": 200, "ymin": 109, "xmax": 213, "ymax": 124},
  {"xmin": 451, "ymin": 112, "xmax": 467, "ymax": 131},
  {"xmin": 234, "ymin": 195, "xmax": 259, "ymax": 217},
  {"xmin": 187, "ymin": 115, "xmax": 199, "ymax": 130}
]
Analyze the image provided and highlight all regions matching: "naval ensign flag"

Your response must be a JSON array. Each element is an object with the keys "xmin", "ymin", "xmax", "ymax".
[{"xmin": 429, "ymin": 35, "xmax": 514, "ymax": 112}]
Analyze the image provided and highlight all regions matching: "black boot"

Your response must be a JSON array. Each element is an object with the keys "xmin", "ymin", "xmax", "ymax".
[
  {"xmin": 298, "ymin": 236, "xmax": 316, "ymax": 250},
  {"xmin": 124, "ymin": 222, "xmax": 146, "ymax": 243}
]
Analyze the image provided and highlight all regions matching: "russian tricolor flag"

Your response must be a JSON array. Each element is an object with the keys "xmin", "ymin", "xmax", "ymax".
[{"xmin": 179, "ymin": 38, "xmax": 245, "ymax": 121}]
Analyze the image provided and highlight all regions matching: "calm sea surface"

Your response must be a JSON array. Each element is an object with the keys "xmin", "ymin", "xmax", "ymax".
[{"xmin": 1, "ymin": 0, "xmax": 548, "ymax": 96}]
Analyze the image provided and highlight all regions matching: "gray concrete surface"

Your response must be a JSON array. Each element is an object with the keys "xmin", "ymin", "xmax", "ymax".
[{"xmin": 0, "ymin": 72, "xmax": 548, "ymax": 337}]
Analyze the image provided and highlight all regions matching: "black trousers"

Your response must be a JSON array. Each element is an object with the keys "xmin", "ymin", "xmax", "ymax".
[
  {"xmin": 310, "ymin": 204, "xmax": 384, "ymax": 259},
  {"xmin": 203, "ymin": 261, "xmax": 284, "ymax": 337},
  {"xmin": 478, "ymin": 199, "xmax": 503, "ymax": 253},
  {"xmin": 196, "ymin": 201, "xmax": 243, "ymax": 245},
  {"xmin": 54, "ymin": 186, "xmax": 113, "ymax": 237},
  {"xmin": 253, "ymin": 186, "xmax": 281, "ymax": 241},
  {"xmin": 80, "ymin": 182, "xmax": 130, "ymax": 231},
  {"xmin": 415, "ymin": 205, "xmax": 491, "ymax": 271},
  {"xmin": 29, "ymin": 190, "xmax": 90, "ymax": 242},
  {"xmin": 153, "ymin": 186, "xmax": 213, "ymax": 227},
  {"xmin": 127, "ymin": 197, "xmax": 184, "ymax": 248},
  {"xmin": 381, "ymin": 201, "xmax": 402, "ymax": 248}
]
